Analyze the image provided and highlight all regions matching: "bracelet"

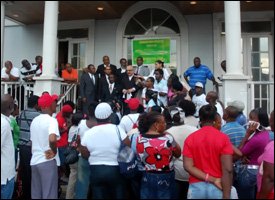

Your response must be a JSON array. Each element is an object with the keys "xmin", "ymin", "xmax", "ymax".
[{"xmin": 205, "ymin": 173, "xmax": 209, "ymax": 182}]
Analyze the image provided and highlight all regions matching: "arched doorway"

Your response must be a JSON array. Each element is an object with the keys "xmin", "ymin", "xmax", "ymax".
[{"xmin": 116, "ymin": 1, "xmax": 188, "ymax": 76}]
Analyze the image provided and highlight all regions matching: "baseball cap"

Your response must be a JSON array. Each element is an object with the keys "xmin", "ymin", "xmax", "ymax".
[
  {"xmin": 38, "ymin": 93, "xmax": 59, "ymax": 109},
  {"xmin": 195, "ymin": 82, "xmax": 203, "ymax": 88},
  {"xmin": 61, "ymin": 105, "xmax": 73, "ymax": 113},
  {"xmin": 227, "ymin": 100, "xmax": 245, "ymax": 112},
  {"xmin": 124, "ymin": 98, "xmax": 140, "ymax": 110},
  {"xmin": 94, "ymin": 102, "xmax": 113, "ymax": 119}
]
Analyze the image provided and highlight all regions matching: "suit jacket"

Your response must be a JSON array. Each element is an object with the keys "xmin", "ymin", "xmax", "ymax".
[
  {"xmin": 135, "ymin": 65, "xmax": 150, "ymax": 76},
  {"xmin": 79, "ymin": 72, "xmax": 99, "ymax": 103},
  {"xmin": 96, "ymin": 64, "xmax": 117, "ymax": 77},
  {"xmin": 120, "ymin": 73, "xmax": 140, "ymax": 98},
  {"xmin": 101, "ymin": 82, "xmax": 123, "ymax": 103}
]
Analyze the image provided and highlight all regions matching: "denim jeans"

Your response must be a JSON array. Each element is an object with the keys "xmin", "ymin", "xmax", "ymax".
[
  {"xmin": 1, "ymin": 177, "xmax": 15, "ymax": 199},
  {"xmin": 90, "ymin": 165, "xmax": 127, "ymax": 199},
  {"xmin": 140, "ymin": 171, "xmax": 176, "ymax": 199},
  {"xmin": 75, "ymin": 156, "xmax": 90, "ymax": 199},
  {"xmin": 187, "ymin": 181, "xmax": 222, "ymax": 199},
  {"xmin": 234, "ymin": 164, "xmax": 258, "ymax": 199}
]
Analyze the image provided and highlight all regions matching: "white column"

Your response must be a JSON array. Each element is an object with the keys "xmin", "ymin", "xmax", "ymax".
[
  {"xmin": 42, "ymin": 1, "xmax": 58, "ymax": 78},
  {"xmin": 224, "ymin": 1, "xmax": 242, "ymax": 75},
  {"xmin": 34, "ymin": 1, "xmax": 62, "ymax": 96},
  {"xmin": 1, "ymin": 1, "xmax": 5, "ymax": 68},
  {"xmin": 222, "ymin": 1, "xmax": 250, "ymax": 116}
]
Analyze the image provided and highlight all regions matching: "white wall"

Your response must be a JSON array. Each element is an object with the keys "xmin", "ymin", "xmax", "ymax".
[
  {"xmin": 94, "ymin": 19, "xmax": 119, "ymax": 67},
  {"xmin": 185, "ymin": 14, "xmax": 215, "ymax": 93},
  {"xmin": 3, "ymin": 24, "xmax": 43, "ymax": 69}
]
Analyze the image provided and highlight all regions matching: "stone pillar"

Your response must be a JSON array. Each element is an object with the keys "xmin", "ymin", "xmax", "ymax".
[
  {"xmin": 33, "ymin": 1, "xmax": 63, "ymax": 96},
  {"xmin": 1, "ymin": 1, "xmax": 5, "ymax": 68},
  {"xmin": 223, "ymin": 1, "xmax": 250, "ymax": 116}
]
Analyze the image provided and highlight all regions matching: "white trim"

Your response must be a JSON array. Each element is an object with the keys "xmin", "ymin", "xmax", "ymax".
[
  {"xmin": 116, "ymin": 1, "xmax": 188, "ymax": 77},
  {"xmin": 57, "ymin": 19, "xmax": 95, "ymax": 66}
]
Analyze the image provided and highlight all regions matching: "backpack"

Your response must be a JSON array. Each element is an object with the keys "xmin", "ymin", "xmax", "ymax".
[{"xmin": 127, "ymin": 115, "xmax": 138, "ymax": 129}]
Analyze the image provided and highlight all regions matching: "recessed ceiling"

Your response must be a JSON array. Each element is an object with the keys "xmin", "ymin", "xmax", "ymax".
[{"xmin": 4, "ymin": 1, "xmax": 274, "ymax": 25}]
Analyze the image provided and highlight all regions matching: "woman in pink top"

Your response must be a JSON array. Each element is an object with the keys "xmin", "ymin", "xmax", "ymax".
[
  {"xmin": 236, "ymin": 108, "xmax": 271, "ymax": 199},
  {"xmin": 256, "ymin": 110, "xmax": 274, "ymax": 199}
]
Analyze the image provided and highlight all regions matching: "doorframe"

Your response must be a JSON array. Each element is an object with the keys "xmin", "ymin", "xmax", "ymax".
[{"xmin": 116, "ymin": 1, "xmax": 188, "ymax": 76}]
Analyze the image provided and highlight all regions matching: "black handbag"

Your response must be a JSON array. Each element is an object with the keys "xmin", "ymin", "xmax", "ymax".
[{"xmin": 64, "ymin": 133, "xmax": 79, "ymax": 165}]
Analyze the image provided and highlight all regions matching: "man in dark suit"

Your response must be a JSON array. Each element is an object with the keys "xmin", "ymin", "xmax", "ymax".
[
  {"xmin": 121, "ymin": 65, "xmax": 141, "ymax": 100},
  {"xmin": 101, "ymin": 73, "xmax": 122, "ymax": 103},
  {"xmin": 121, "ymin": 65, "xmax": 142, "ymax": 115},
  {"xmin": 96, "ymin": 55, "xmax": 117, "ymax": 77},
  {"xmin": 80, "ymin": 64, "xmax": 99, "ymax": 115}
]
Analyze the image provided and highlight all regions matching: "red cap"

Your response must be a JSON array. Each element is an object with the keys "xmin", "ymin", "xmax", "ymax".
[
  {"xmin": 38, "ymin": 93, "xmax": 58, "ymax": 109},
  {"xmin": 61, "ymin": 105, "xmax": 73, "ymax": 113},
  {"xmin": 124, "ymin": 98, "xmax": 140, "ymax": 110}
]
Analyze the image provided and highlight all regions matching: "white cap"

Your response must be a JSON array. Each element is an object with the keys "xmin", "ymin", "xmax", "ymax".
[
  {"xmin": 227, "ymin": 100, "xmax": 245, "ymax": 112},
  {"xmin": 195, "ymin": 82, "xmax": 203, "ymax": 88},
  {"xmin": 94, "ymin": 102, "xmax": 113, "ymax": 119}
]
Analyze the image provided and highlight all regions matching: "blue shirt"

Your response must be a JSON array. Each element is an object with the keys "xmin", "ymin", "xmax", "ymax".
[
  {"xmin": 183, "ymin": 65, "xmax": 214, "ymax": 89},
  {"xmin": 221, "ymin": 121, "xmax": 246, "ymax": 147},
  {"xmin": 236, "ymin": 113, "xmax": 247, "ymax": 126}
]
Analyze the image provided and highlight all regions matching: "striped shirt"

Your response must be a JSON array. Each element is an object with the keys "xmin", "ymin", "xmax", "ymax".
[
  {"xmin": 20, "ymin": 65, "xmax": 41, "ymax": 81},
  {"xmin": 183, "ymin": 65, "xmax": 214, "ymax": 89},
  {"xmin": 17, "ymin": 108, "xmax": 40, "ymax": 146},
  {"xmin": 221, "ymin": 121, "xmax": 246, "ymax": 147}
]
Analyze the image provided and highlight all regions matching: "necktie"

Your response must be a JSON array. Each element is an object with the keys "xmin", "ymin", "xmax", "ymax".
[
  {"xmin": 91, "ymin": 74, "xmax": 95, "ymax": 85},
  {"xmin": 109, "ymin": 84, "xmax": 113, "ymax": 93}
]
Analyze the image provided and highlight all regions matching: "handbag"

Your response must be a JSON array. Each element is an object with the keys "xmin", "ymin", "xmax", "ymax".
[
  {"xmin": 116, "ymin": 126, "xmax": 138, "ymax": 178},
  {"xmin": 64, "ymin": 133, "xmax": 79, "ymax": 165}
]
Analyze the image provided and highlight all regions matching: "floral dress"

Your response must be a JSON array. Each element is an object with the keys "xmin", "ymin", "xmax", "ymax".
[
  {"xmin": 136, "ymin": 133, "xmax": 177, "ymax": 172},
  {"xmin": 136, "ymin": 132, "xmax": 178, "ymax": 199}
]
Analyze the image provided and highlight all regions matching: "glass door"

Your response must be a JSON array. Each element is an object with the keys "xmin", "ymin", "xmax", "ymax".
[{"xmin": 68, "ymin": 39, "xmax": 87, "ymax": 69}]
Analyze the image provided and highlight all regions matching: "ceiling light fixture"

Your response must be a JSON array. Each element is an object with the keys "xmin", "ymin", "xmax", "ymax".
[
  {"xmin": 190, "ymin": 1, "xmax": 197, "ymax": 5},
  {"xmin": 13, "ymin": 14, "xmax": 19, "ymax": 18},
  {"xmin": 97, "ymin": 7, "xmax": 104, "ymax": 11},
  {"xmin": 245, "ymin": 1, "xmax": 252, "ymax": 2}
]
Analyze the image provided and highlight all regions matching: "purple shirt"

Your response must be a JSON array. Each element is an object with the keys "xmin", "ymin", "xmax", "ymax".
[{"xmin": 240, "ymin": 130, "xmax": 270, "ymax": 165}]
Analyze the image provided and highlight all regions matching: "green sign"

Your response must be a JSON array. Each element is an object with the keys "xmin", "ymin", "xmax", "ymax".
[{"xmin": 132, "ymin": 38, "xmax": 170, "ymax": 65}]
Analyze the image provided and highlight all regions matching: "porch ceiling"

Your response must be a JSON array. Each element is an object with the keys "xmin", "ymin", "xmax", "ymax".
[{"xmin": 4, "ymin": 1, "xmax": 274, "ymax": 25}]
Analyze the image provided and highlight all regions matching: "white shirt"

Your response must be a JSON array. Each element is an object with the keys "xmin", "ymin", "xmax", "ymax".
[
  {"xmin": 154, "ymin": 79, "xmax": 168, "ymax": 107},
  {"xmin": 119, "ymin": 113, "xmax": 140, "ymax": 133},
  {"xmin": 166, "ymin": 124, "xmax": 198, "ymax": 181},
  {"xmin": 81, "ymin": 124, "xmax": 127, "ymax": 165},
  {"xmin": 1, "ymin": 114, "xmax": 16, "ymax": 184},
  {"xmin": 184, "ymin": 116, "xmax": 199, "ymax": 128},
  {"xmin": 192, "ymin": 94, "xmax": 208, "ymax": 117},
  {"xmin": 78, "ymin": 119, "xmax": 91, "ymax": 141},
  {"xmin": 68, "ymin": 125, "xmax": 78, "ymax": 142},
  {"xmin": 30, "ymin": 114, "xmax": 60, "ymax": 166},
  {"xmin": 88, "ymin": 73, "xmax": 95, "ymax": 84},
  {"xmin": 1, "ymin": 67, "xmax": 20, "ymax": 80},
  {"xmin": 215, "ymin": 101, "xmax": 225, "ymax": 125}
]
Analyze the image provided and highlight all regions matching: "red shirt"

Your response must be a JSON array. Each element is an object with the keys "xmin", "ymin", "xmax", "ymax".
[
  {"xmin": 183, "ymin": 126, "xmax": 233, "ymax": 184},
  {"xmin": 56, "ymin": 112, "xmax": 69, "ymax": 147}
]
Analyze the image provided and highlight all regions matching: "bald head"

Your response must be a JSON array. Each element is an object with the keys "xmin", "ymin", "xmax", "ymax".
[
  {"xmin": 223, "ymin": 106, "xmax": 239, "ymax": 122},
  {"xmin": 4, "ymin": 61, "xmax": 13, "ymax": 70},
  {"xmin": 206, "ymin": 91, "xmax": 218, "ymax": 105},
  {"xmin": 1, "ymin": 94, "xmax": 14, "ymax": 116}
]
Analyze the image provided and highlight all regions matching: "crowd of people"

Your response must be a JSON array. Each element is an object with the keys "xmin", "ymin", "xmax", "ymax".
[{"xmin": 1, "ymin": 55, "xmax": 274, "ymax": 199}]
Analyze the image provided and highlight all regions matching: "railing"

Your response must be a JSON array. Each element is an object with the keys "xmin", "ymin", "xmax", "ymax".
[
  {"xmin": 58, "ymin": 82, "xmax": 78, "ymax": 112},
  {"xmin": 1, "ymin": 81, "xmax": 34, "ymax": 111},
  {"xmin": 247, "ymin": 81, "xmax": 274, "ymax": 114},
  {"xmin": 1, "ymin": 81, "xmax": 78, "ymax": 112}
]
